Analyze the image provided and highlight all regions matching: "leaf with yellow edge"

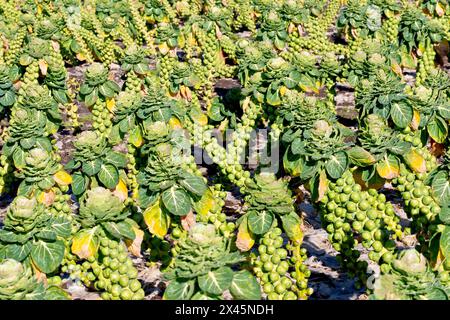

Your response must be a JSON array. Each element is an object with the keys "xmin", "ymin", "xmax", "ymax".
[
  {"xmin": 106, "ymin": 98, "xmax": 115, "ymax": 112},
  {"xmin": 38, "ymin": 59, "xmax": 48, "ymax": 76},
  {"xmin": 376, "ymin": 155, "xmax": 400, "ymax": 179},
  {"xmin": 143, "ymin": 200, "xmax": 170, "ymax": 239},
  {"xmin": 279, "ymin": 86, "xmax": 287, "ymax": 96},
  {"xmin": 281, "ymin": 212, "xmax": 303, "ymax": 245},
  {"xmin": 192, "ymin": 188, "xmax": 216, "ymax": 218},
  {"xmin": 236, "ymin": 216, "xmax": 255, "ymax": 252},
  {"xmin": 54, "ymin": 170, "xmax": 73, "ymax": 186},
  {"xmin": 71, "ymin": 228, "xmax": 98, "ymax": 259},
  {"xmin": 403, "ymin": 149, "xmax": 426, "ymax": 173},
  {"xmin": 125, "ymin": 224, "xmax": 144, "ymax": 257},
  {"xmin": 190, "ymin": 109, "xmax": 208, "ymax": 126},
  {"xmin": 113, "ymin": 178, "xmax": 128, "ymax": 201},
  {"xmin": 391, "ymin": 63, "xmax": 403, "ymax": 77},
  {"xmin": 128, "ymin": 125, "xmax": 143, "ymax": 147},
  {"xmin": 410, "ymin": 110, "xmax": 420, "ymax": 130}
]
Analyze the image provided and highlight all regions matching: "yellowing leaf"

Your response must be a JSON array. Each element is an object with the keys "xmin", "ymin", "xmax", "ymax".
[
  {"xmin": 191, "ymin": 111, "xmax": 208, "ymax": 126},
  {"xmin": 113, "ymin": 178, "xmax": 128, "ymax": 201},
  {"xmin": 192, "ymin": 188, "xmax": 216, "ymax": 217},
  {"xmin": 143, "ymin": 200, "xmax": 170, "ymax": 239},
  {"xmin": 51, "ymin": 40, "xmax": 60, "ymax": 52},
  {"xmin": 76, "ymin": 52, "xmax": 86, "ymax": 61},
  {"xmin": 279, "ymin": 86, "xmax": 287, "ymax": 96},
  {"xmin": 125, "ymin": 226, "xmax": 144, "ymax": 257},
  {"xmin": 236, "ymin": 217, "xmax": 255, "ymax": 252},
  {"xmin": 38, "ymin": 59, "xmax": 48, "ymax": 76},
  {"xmin": 410, "ymin": 110, "xmax": 420, "ymax": 131},
  {"xmin": 31, "ymin": 260, "xmax": 47, "ymax": 283},
  {"xmin": 317, "ymin": 170, "xmax": 328, "ymax": 202},
  {"xmin": 168, "ymin": 117, "xmax": 182, "ymax": 130},
  {"xmin": 54, "ymin": 170, "xmax": 73, "ymax": 186},
  {"xmin": 403, "ymin": 149, "xmax": 426, "ymax": 173},
  {"xmin": 177, "ymin": 34, "xmax": 185, "ymax": 48},
  {"xmin": 129, "ymin": 126, "xmax": 143, "ymax": 148},
  {"xmin": 391, "ymin": 63, "xmax": 402, "ymax": 77},
  {"xmin": 71, "ymin": 228, "xmax": 98, "ymax": 259},
  {"xmin": 132, "ymin": 187, "xmax": 139, "ymax": 200},
  {"xmin": 181, "ymin": 211, "xmax": 196, "ymax": 231},
  {"xmin": 436, "ymin": 3, "xmax": 445, "ymax": 16},
  {"xmin": 38, "ymin": 190, "xmax": 55, "ymax": 206},
  {"xmin": 376, "ymin": 155, "xmax": 399, "ymax": 179},
  {"xmin": 106, "ymin": 98, "xmax": 115, "ymax": 112},
  {"xmin": 158, "ymin": 43, "xmax": 170, "ymax": 55}
]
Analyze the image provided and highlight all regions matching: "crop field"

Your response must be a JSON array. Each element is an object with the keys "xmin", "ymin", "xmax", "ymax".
[{"xmin": 0, "ymin": 0, "xmax": 449, "ymax": 301}]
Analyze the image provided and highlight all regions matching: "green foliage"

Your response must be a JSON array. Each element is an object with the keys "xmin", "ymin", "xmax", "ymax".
[
  {"xmin": 164, "ymin": 224, "xmax": 260, "ymax": 300},
  {"xmin": 0, "ymin": 197, "xmax": 70, "ymax": 273},
  {"xmin": 371, "ymin": 249, "xmax": 449, "ymax": 300},
  {"xmin": 67, "ymin": 131, "xmax": 127, "ymax": 194}
]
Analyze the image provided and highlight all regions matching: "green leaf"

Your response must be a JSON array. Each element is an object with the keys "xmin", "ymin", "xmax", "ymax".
[
  {"xmin": 266, "ymin": 88, "xmax": 281, "ymax": 106},
  {"xmin": 12, "ymin": 148, "xmax": 26, "ymax": 168},
  {"xmin": 106, "ymin": 80, "xmax": 120, "ymax": 94},
  {"xmin": 198, "ymin": 267, "xmax": 234, "ymax": 295},
  {"xmin": 31, "ymin": 240, "xmax": 65, "ymax": 273},
  {"xmin": 128, "ymin": 125, "xmax": 143, "ymax": 147},
  {"xmin": 191, "ymin": 292, "xmax": 219, "ymax": 300},
  {"xmin": 437, "ymin": 103, "xmax": 450, "ymax": 120},
  {"xmin": 49, "ymin": 216, "xmax": 72, "ymax": 238},
  {"xmin": 72, "ymin": 172, "xmax": 87, "ymax": 196},
  {"xmin": 98, "ymin": 164, "xmax": 119, "ymax": 189},
  {"xmin": 6, "ymin": 243, "xmax": 32, "ymax": 261},
  {"xmin": 38, "ymin": 176, "xmax": 55, "ymax": 191},
  {"xmin": 432, "ymin": 171, "xmax": 450, "ymax": 204},
  {"xmin": 161, "ymin": 187, "xmax": 191, "ymax": 216},
  {"xmin": 390, "ymin": 102, "xmax": 413, "ymax": 128},
  {"xmin": 347, "ymin": 147, "xmax": 376, "ymax": 167},
  {"xmin": 230, "ymin": 270, "xmax": 261, "ymax": 300},
  {"xmin": 84, "ymin": 88, "xmax": 98, "ymax": 107},
  {"xmin": 180, "ymin": 174, "xmax": 207, "ymax": 196},
  {"xmin": 247, "ymin": 210, "xmax": 274, "ymax": 235},
  {"xmin": 0, "ymin": 90, "xmax": 15, "ymax": 106},
  {"xmin": 103, "ymin": 221, "xmax": 135, "ymax": 240},
  {"xmin": 440, "ymin": 226, "xmax": 450, "ymax": 259},
  {"xmin": 164, "ymin": 279, "xmax": 195, "ymax": 300},
  {"xmin": 36, "ymin": 230, "xmax": 57, "ymax": 241},
  {"xmin": 99, "ymin": 83, "xmax": 114, "ymax": 98},
  {"xmin": 325, "ymin": 152, "xmax": 348, "ymax": 180},
  {"xmin": 53, "ymin": 89, "xmax": 68, "ymax": 104},
  {"xmin": 428, "ymin": 117, "xmax": 448, "ymax": 143},
  {"xmin": 17, "ymin": 181, "xmax": 33, "ymax": 197},
  {"xmin": 439, "ymin": 204, "xmax": 450, "ymax": 225},
  {"xmin": 104, "ymin": 151, "xmax": 127, "ymax": 168},
  {"xmin": 82, "ymin": 159, "xmax": 102, "ymax": 176},
  {"xmin": 281, "ymin": 212, "xmax": 303, "ymax": 244},
  {"xmin": 208, "ymin": 102, "xmax": 224, "ymax": 122},
  {"xmin": 44, "ymin": 286, "xmax": 71, "ymax": 300}
]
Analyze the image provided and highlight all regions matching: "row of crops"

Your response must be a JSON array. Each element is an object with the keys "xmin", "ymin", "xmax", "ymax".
[{"xmin": 0, "ymin": 0, "xmax": 449, "ymax": 300}]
